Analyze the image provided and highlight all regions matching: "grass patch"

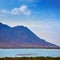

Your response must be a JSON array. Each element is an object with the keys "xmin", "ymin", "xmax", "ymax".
[{"xmin": 0, "ymin": 57, "xmax": 60, "ymax": 60}]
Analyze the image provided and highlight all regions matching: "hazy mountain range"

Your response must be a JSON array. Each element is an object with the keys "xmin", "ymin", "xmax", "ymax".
[{"xmin": 0, "ymin": 22, "xmax": 60, "ymax": 48}]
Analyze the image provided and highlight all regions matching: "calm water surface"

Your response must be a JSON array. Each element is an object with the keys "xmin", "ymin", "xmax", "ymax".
[{"xmin": 0, "ymin": 49, "xmax": 60, "ymax": 57}]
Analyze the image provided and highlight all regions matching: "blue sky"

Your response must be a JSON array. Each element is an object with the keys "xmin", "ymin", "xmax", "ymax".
[{"xmin": 0, "ymin": 0, "xmax": 60, "ymax": 46}]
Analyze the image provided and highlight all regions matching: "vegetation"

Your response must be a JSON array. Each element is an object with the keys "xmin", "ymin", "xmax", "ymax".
[{"xmin": 0, "ymin": 57, "xmax": 60, "ymax": 60}]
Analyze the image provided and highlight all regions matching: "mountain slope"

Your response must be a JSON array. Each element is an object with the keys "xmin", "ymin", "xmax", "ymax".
[{"xmin": 0, "ymin": 22, "xmax": 59, "ymax": 48}]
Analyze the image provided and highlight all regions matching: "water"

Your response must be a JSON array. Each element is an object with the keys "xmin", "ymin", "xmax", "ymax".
[{"xmin": 0, "ymin": 49, "xmax": 60, "ymax": 57}]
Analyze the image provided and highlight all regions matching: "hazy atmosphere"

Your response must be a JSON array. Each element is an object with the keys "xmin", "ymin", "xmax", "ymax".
[{"xmin": 0, "ymin": 0, "xmax": 60, "ymax": 46}]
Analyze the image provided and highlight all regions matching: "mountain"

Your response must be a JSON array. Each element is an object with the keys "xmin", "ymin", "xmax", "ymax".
[{"xmin": 0, "ymin": 22, "xmax": 60, "ymax": 48}]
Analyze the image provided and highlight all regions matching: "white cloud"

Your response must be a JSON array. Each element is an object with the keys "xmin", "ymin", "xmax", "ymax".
[
  {"xmin": 0, "ymin": 5, "xmax": 31, "ymax": 16},
  {"xmin": 11, "ymin": 5, "xmax": 31, "ymax": 15},
  {"xmin": 11, "ymin": 8, "xmax": 19, "ymax": 15},
  {"xmin": 19, "ymin": 5, "xmax": 31, "ymax": 15}
]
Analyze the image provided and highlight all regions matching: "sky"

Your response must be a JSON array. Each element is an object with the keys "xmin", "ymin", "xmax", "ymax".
[{"xmin": 0, "ymin": 0, "xmax": 60, "ymax": 46}]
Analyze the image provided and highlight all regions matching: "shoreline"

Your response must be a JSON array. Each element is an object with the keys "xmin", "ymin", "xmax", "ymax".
[{"xmin": 0, "ymin": 48, "xmax": 60, "ymax": 49}]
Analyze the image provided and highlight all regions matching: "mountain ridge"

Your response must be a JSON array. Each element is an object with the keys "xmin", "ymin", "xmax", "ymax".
[{"xmin": 0, "ymin": 22, "xmax": 60, "ymax": 48}]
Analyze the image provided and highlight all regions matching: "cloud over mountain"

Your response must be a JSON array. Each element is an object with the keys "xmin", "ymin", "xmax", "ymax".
[
  {"xmin": 0, "ymin": 5, "xmax": 31, "ymax": 16},
  {"xmin": 11, "ymin": 5, "xmax": 31, "ymax": 15}
]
